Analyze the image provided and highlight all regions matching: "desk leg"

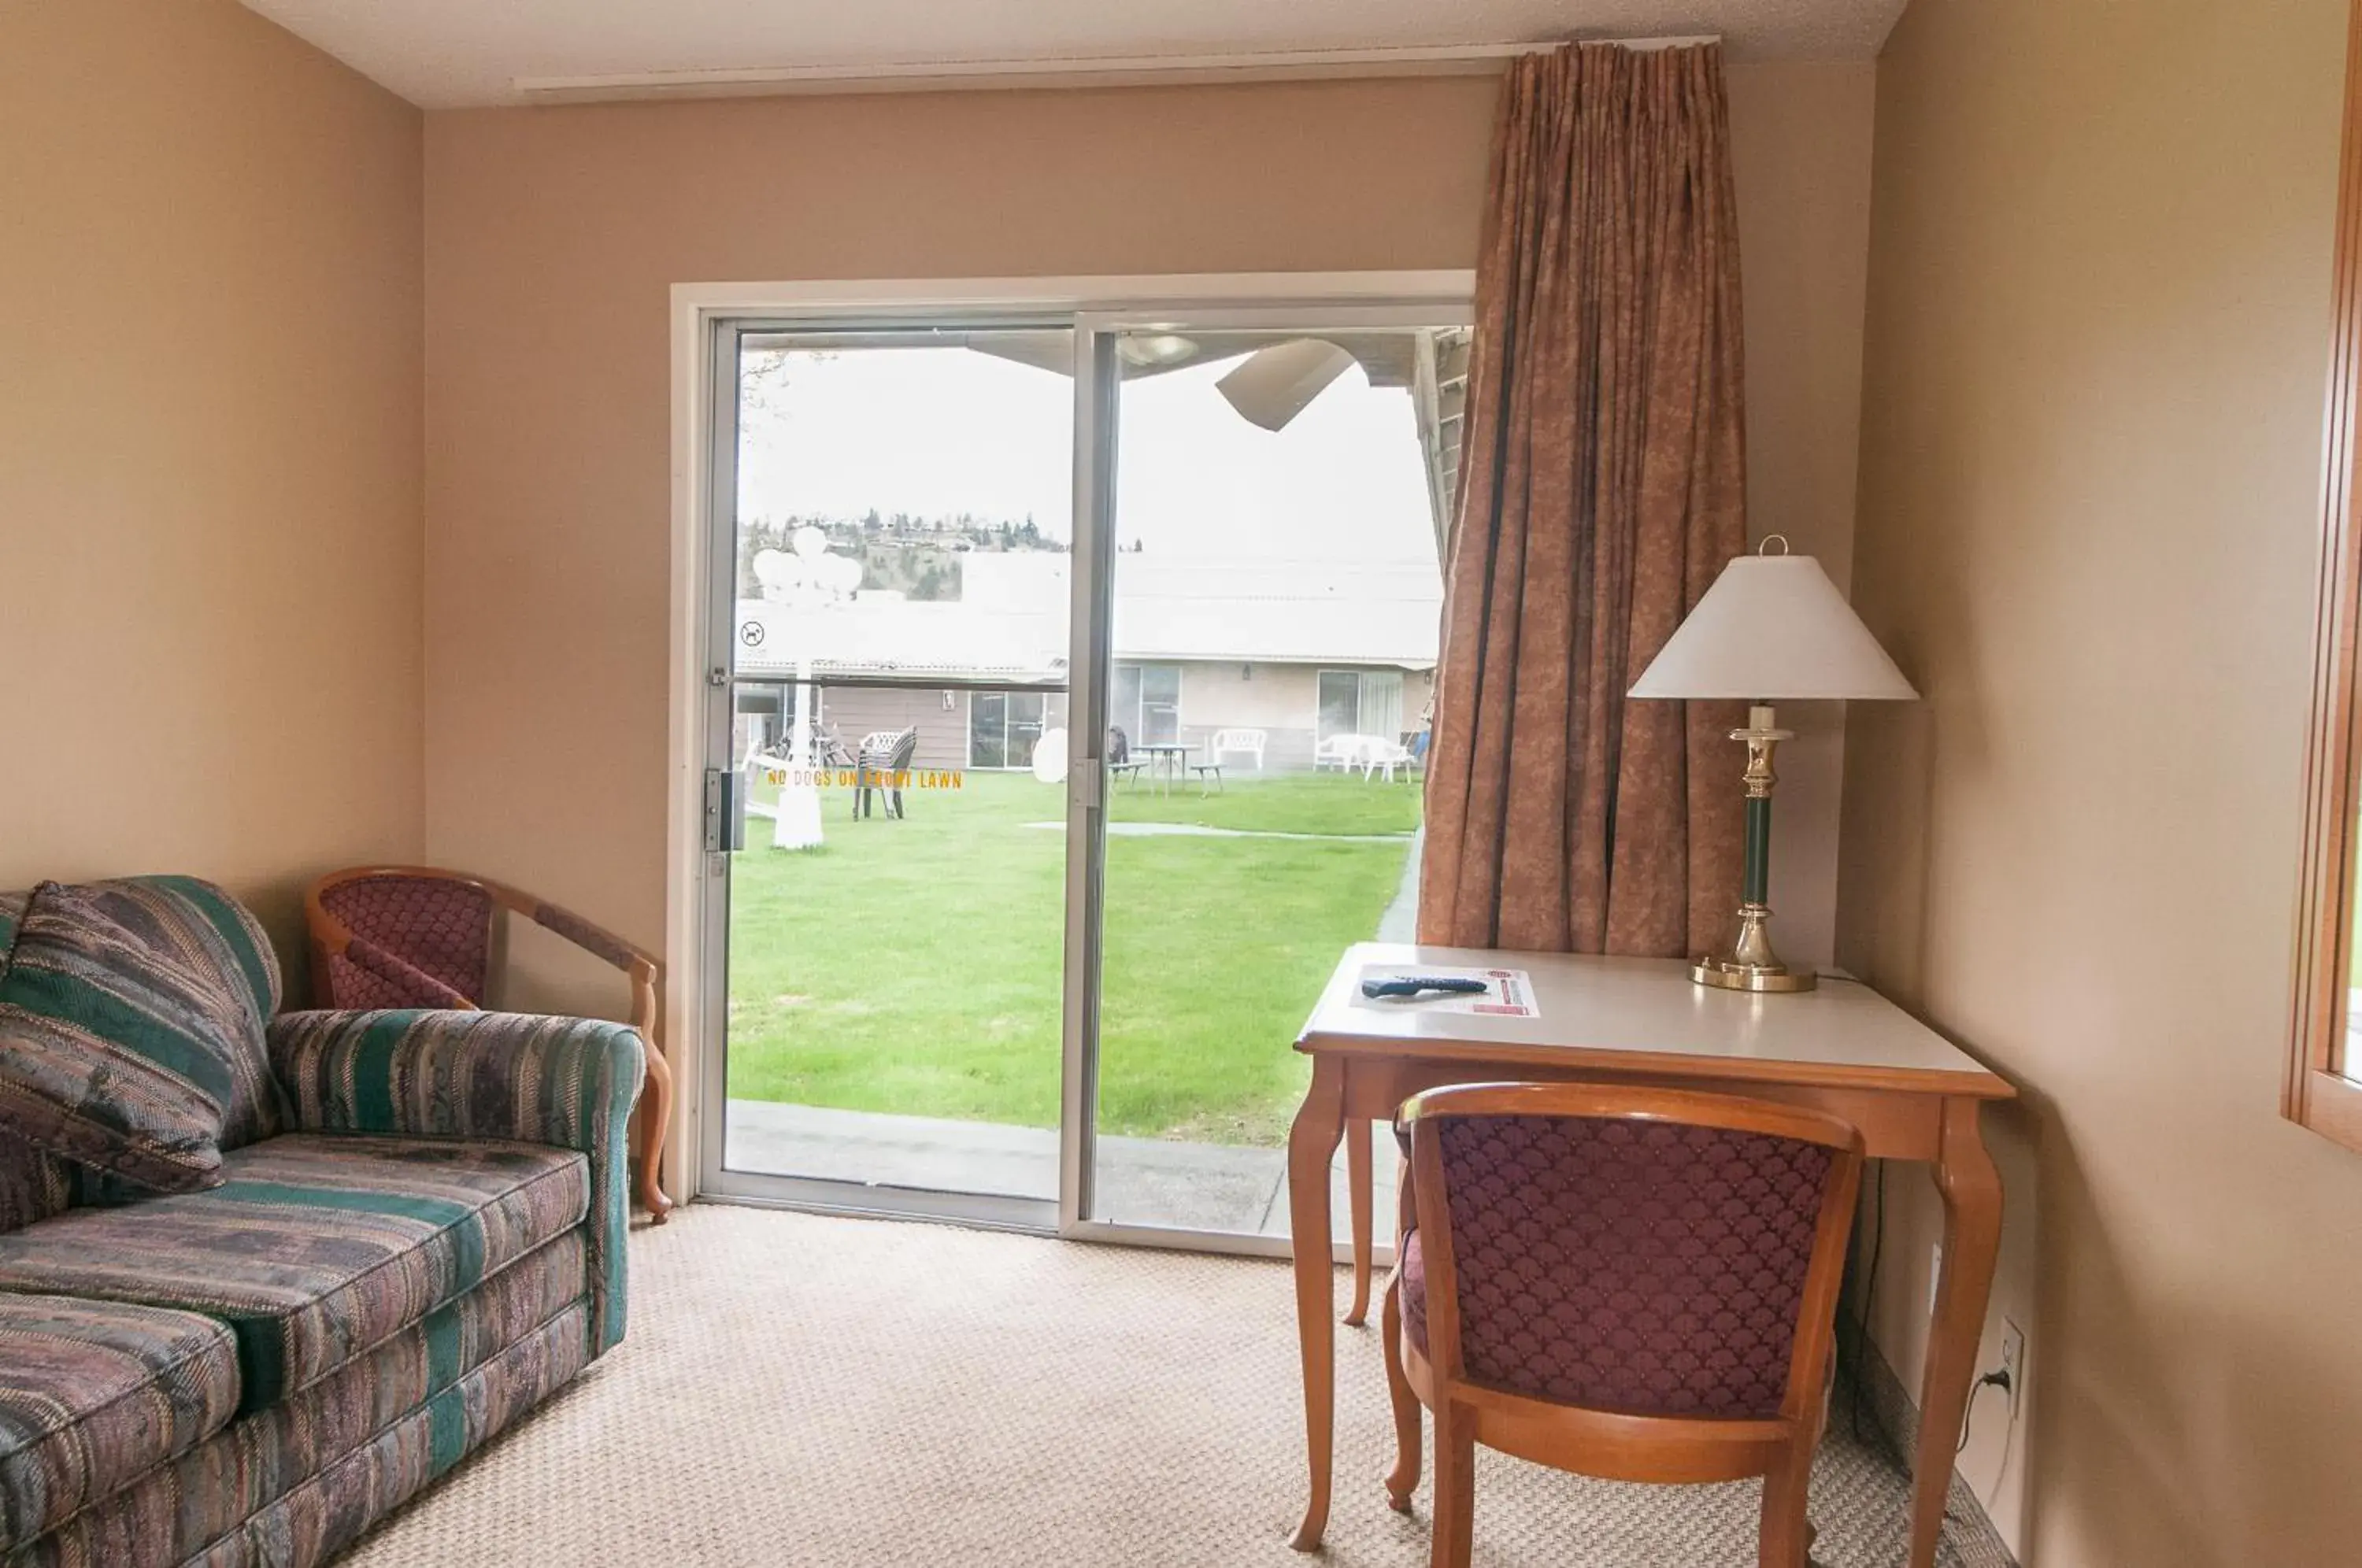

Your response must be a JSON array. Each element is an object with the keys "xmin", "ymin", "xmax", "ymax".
[
  {"xmin": 1289, "ymin": 1059, "xmax": 1347, "ymax": 1551},
  {"xmin": 1910, "ymin": 1097, "xmax": 2004, "ymax": 1568},
  {"xmin": 1345, "ymin": 1118, "xmax": 1374, "ymax": 1327}
]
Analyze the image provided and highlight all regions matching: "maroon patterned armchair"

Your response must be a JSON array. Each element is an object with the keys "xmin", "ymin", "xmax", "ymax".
[
  {"xmin": 304, "ymin": 866, "xmax": 675, "ymax": 1222},
  {"xmin": 1383, "ymin": 1083, "xmax": 1864, "ymax": 1568}
]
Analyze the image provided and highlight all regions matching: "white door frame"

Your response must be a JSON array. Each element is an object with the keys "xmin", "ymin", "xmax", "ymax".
[{"xmin": 664, "ymin": 272, "xmax": 1473, "ymax": 1241}]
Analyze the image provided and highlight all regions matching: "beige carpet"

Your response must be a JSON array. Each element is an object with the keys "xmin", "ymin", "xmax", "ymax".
[{"xmin": 344, "ymin": 1204, "xmax": 2004, "ymax": 1567}]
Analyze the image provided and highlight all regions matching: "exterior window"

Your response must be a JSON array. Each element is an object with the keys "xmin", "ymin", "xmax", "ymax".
[
  {"xmin": 1113, "ymin": 663, "xmax": 1181, "ymax": 747},
  {"xmin": 1316, "ymin": 668, "xmax": 1405, "ymax": 743},
  {"xmin": 971, "ymin": 690, "xmax": 1050, "ymax": 771}
]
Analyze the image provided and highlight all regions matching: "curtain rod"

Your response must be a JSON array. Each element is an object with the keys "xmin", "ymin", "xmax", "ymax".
[{"xmin": 513, "ymin": 38, "xmax": 1727, "ymax": 104}]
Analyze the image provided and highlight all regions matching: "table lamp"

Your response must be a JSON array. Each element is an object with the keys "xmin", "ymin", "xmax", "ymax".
[{"xmin": 1629, "ymin": 537, "xmax": 1918, "ymax": 993}]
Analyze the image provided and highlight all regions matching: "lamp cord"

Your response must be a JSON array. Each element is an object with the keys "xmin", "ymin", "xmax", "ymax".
[{"xmin": 1957, "ymin": 1369, "xmax": 2012, "ymax": 1455}]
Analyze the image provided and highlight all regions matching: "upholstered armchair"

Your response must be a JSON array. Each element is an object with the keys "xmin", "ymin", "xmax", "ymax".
[
  {"xmin": 1383, "ymin": 1084, "xmax": 1864, "ymax": 1568},
  {"xmin": 303, "ymin": 866, "xmax": 675, "ymax": 1222}
]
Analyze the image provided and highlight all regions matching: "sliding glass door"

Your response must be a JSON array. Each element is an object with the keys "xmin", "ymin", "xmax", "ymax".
[
  {"xmin": 699, "ymin": 323, "xmax": 1075, "ymax": 1227},
  {"xmin": 699, "ymin": 295, "xmax": 1470, "ymax": 1248},
  {"xmin": 1083, "ymin": 320, "xmax": 1461, "ymax": 1239}
]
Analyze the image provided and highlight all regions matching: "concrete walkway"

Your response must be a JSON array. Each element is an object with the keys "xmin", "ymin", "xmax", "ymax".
[
  {"xmin": 726, "ymin": 1099, "xmax": 1396, "ymax": 1241},
  {"xmin": 1375, "ymin": 823, "xmax": 1423, "ymax": 942},
  {"xmin": 1024, "ymin": 821, "xmax": 1416, "ymax": 844}
]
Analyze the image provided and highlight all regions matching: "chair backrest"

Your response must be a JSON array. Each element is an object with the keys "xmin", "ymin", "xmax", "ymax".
[
  {"xmin": 857, "ymin": 727, "xmax": 918, "ymax": 769},
  {"xmin": 1401, "ymin": 1083, "xmax": 1862, "ymax": 1424},
  {"xmin": 316, "ymin": 871, "xmax": 496, "ymax": 1007},
  {"xmin": 307, "ymin": 865, "xmax": 663, "ymax": 1041},
  {"xmin": 1212, "ymin": 728, "xmax": 1265, "ymax": 750}
]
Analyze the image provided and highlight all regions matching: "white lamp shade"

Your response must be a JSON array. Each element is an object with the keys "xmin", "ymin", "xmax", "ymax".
[{"xmin": 1628, "ymin": 553, "xmax": 1918, "ymax": 702}]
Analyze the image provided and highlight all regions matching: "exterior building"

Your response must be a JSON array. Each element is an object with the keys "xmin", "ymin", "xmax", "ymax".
[{"xmin": 733, "ymin": 553, "xmax": 1438, "ymax": 773}]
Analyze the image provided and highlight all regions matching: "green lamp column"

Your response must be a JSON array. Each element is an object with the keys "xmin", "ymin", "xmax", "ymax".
[{"xmin": 1691, "ymin": 704, "xmax": 1815, "ymax": 993}]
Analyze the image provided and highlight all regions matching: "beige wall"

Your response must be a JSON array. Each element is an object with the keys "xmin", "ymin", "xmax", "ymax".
[
  {"xmin": 1727, "ymin": 64, "xmax": 1879, "ymax": 973},
  {"xmin": 1838, "ymin": 0, "xmax": 2360, "ymax": 1561},
  {"xmin": 0, "ymin": 0, "xmax": 425, "ymax": 965},
  {"xmin": 421, "ymin": 62, "xmax": 1877, "ymax": 977}
]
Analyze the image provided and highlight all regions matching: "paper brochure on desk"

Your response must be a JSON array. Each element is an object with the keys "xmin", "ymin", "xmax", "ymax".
[{"xmin": 1354, "ymin": 965, "xmax": 1538, "ymax": 1019}]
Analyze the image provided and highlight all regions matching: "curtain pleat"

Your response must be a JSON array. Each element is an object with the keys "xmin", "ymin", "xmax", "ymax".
[{"xmin": 1420, "ymin": 43, "xmax": 1748, "ymax": 957}]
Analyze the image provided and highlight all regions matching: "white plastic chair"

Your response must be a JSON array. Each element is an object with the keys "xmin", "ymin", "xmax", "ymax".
[
  {"xmin": 1315, "ymin": 734, "xmax": 1372, "ymax": 773},
  {"xmin": 1361, "ymin": 738, "xmax": 1419, "ymax": 783},
  {"xmin": 1209, "ymin": 727, "xmax": 1268, "ymax": 771}
]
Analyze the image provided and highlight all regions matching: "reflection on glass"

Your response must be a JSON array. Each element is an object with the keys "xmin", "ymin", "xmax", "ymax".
[
  {"xmin": 722, "ymin": 334, "xmax": 1073, "ymax": 1204},
  {"xmin": 1090, "ymin": 326, "xmax": 1469, "ymax": 1237}
]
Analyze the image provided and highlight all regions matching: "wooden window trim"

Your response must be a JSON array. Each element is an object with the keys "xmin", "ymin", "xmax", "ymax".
[{"xmin": 2290, "ymin": 0, "xmax": 2362, "ymax": 1153}]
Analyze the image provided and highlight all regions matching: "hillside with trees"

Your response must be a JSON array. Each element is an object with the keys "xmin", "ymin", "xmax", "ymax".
[{"xmin": 736, "ymin": 512, "xmax": 1066, "ymax": 601}]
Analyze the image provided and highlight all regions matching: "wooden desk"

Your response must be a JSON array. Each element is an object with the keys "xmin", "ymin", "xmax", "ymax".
[{"xmin": 1287, "ymin": 943, "xmax": 2014, "ymax": 1568}]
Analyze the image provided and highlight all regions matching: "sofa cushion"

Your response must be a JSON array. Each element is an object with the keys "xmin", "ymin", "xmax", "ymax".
[
  {"xmin": 0, "ymin": 1292, "xmax": 242, "ymax": 1551},
  {"xmin": 17, "ymin": 1231, "xmax": 586, "ymax": 1568},
  {"xmin": 0, "ymin": 880, "xmax": 282, "ymax": 1133},
  {"xmin": 0, "ymin": 897, "xmax": 78, "ymax": 1240},
  {"xmin": 0, "ymin": 1134, "xmax": 587, "ymax": 1412},
  {"xmin": 0, "ymin": 881, "xmax": 284, "ymax": 1193}
]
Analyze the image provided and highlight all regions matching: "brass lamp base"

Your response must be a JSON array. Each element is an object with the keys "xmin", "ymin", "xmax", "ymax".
[
  {"xmin": 1691, "ymin": 897, "xmax": 1819, "ymax": 993},
  {"xmin": 1691, "ymin": 955, "xmax": 1818, "ymax": 993}
]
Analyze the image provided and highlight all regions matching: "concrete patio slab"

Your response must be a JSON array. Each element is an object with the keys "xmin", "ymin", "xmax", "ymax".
[{"xmin": 724, "ymin": 1099, "xmax": 1398, "ymax": 1241}]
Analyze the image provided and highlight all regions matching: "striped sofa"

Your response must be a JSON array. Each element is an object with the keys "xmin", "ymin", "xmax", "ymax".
[{"xmin": 0, "ymin": 880, "xmax": 644, "ymax": 1568}]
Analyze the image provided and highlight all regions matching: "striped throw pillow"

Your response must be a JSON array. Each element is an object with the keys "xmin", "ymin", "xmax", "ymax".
[{"xmin": 0, "ymin": 881, "xmax": 279, "ymax": 1193}]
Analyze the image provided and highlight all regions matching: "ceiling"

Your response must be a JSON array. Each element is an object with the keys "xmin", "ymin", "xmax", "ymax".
[{"xmin": 235, "ymin": 0, "xmax": 1908, "ymax": 110}]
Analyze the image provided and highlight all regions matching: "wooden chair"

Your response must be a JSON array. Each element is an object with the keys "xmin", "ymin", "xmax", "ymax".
[
  {"xmin": 853, "ymin": 727, "xmax": 919, "ymax": 819},
  {"xmin": 304, "ymin": 866, "xmax": 676, "ymax": 1223},
  {"xmin": 1383, "ymin": 1083, "xmax": 1864, "ymax": 1568}
]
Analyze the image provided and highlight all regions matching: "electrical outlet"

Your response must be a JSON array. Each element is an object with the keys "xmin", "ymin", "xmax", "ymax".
[
  {"xmin": 2001, "ymin": 1318, "xmax": 2027, "ymax": 1418},
  {"xmin": 1929, "ymin": 1241, "xmax": 1944, "ymax": 1315}
]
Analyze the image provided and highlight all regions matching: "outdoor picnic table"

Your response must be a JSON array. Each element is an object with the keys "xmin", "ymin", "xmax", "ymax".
[{"xmin": 1135, "ymin": 742, "xmax": 1192, "ymax": 796}]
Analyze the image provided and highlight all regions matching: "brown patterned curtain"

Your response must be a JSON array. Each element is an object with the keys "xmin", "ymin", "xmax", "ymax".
[{"xmin": 1420, "ymin": 43, "xmax": 1748, "ymax": 956}]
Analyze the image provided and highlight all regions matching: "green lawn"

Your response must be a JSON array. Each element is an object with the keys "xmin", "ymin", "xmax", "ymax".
[
  {"xmin": 1109, "ymin": 770, "xmax": 1421, "ymax": 836},
  {"xmin": 726, "ymin": 770, "xmax": 1416, "ymax": 1145}
]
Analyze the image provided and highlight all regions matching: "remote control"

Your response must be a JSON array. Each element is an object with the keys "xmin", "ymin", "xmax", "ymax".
[{"xmin": 1361, "ymin": 976, "xmax": 1492, "ymax": 1000}]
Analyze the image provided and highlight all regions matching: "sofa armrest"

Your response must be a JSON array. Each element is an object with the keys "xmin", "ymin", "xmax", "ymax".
[{"xmin": 266, "ymin": 1008, "xmax": 645, "ymax": 1353}]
